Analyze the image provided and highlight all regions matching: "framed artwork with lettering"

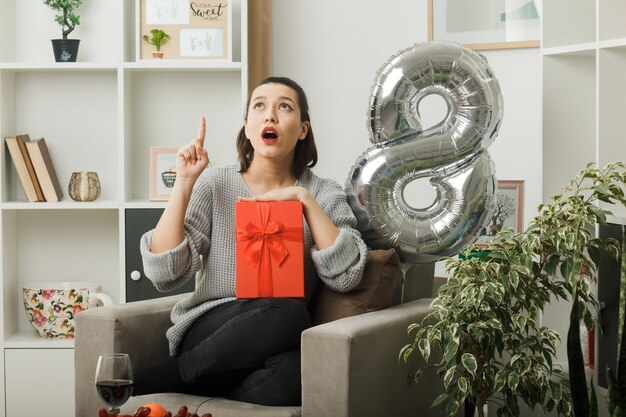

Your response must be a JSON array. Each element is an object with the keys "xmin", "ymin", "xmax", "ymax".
[{"xmin": 137, "ymin": 0, "xmax": 231, "ymax": 60}]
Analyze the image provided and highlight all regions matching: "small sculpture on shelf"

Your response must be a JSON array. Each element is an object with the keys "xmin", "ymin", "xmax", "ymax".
[
  {"xmin": 43, "ymin": 0, "xmax": 83, "ymax": 62},
  {"xmin": 68, "ymin": 171, "xmax": 101, "ymax": 202},
  {"xmin": 143, "ymin": 29, "xmax": 171, "ymax": 59}
]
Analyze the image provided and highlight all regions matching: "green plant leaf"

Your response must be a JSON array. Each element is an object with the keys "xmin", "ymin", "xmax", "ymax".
[
  {"xmin": 399, "ymin": 344, "xmax": 413, "ymax": 363},
  {"xmin": 541, "ymin": 385, "xmax": 553, "ymax": 407},
  {"xmin": 562, "ymin": 400, "xmax": 572, "ymax": 417},
  {"xmin": 561, "ymin": 258, "xmax": 573, "ymax": 281},
  {"xmin": 444, "ymin": 400, "xmax": 460, "ymax": 416},
  {"xmin": 595, "ymin": 182, "xmax": 610, "ymax": 195},
  {"xmin": 412, "ymin": 368, "xmax": 423, "ymax": 385},
  {"xmin": 544, "ymin": 255, "xmax": 560, "ymax": 276},
  {"xmin": 583, "ymin": 170, "xmax": 598, "ymax": 179},
  {"xmin": 407, "ymin": 323, "xmax": 421, "ymax": 335},
  {"xmin": 502, "ymin": 271, "xmax": 510, "ymax": 290},
  {"xmin": 437, "ymin": 281, "xmax": 458, "ymax": 293},
  {"xmin": 551, "ymin": 383, "xmax": 562, "ymax": 403},
  {"xmin": 510, "ymin": 270, "xmax": 520, "ymax": 290},
  {"xmin": 444, "ymin": 340, "xmax": 459, "ymax": 364},
  {"xmin": 486, "ymin": 318, "xmax": 503, "ymax": 331},
  {"xmin": 542, "ymin": 349, "xmax": 553, "ymax": 370},
  {"xmin": 457, "ymin": 376, "xmax": 468, "ymax": 397},
  {"xmin": 508, "ymin": 372, "xmax": 520, "ymax": 390},
  {"xmin": 489, "ymin": 251, "xmax": 507, "ymax": 260},
  {"xmin": 461, "ymin": 353, "xmax": 477, "ymax": 377},
  {"xmin": 587, "ymin": 204, "xmax": 607, "ymax": 224},
  {"xmin": 430, "ymin": 327, "xmax": 443, "ymax": 343},
  {"xmin": 418, "ymin": 338, "xmax": 430, "ymax": 361},
  {"xmin": 493, "ymin": 370, "xmax": 506, "ymax": 393},
  {"xmin": 444, "ymin": 366, "xmax": 456, "ymax": 389},
  {"xmin": 432, "ymin": 393, "xmax": 449, "ymax": 407}
]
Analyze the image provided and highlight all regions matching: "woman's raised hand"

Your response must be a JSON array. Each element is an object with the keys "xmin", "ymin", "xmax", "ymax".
[
  {"xmin": 150, "ymin": 116, "xmax": 208, "ymax": 252},
  {"xmin": 176, "ymin": 115, "xmax": 210, "ymax": 183}
]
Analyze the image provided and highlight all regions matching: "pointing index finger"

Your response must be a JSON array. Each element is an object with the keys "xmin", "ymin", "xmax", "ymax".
[{"xmin": 196, "ymin": 115, "xmax": 206, "ymax": 147}]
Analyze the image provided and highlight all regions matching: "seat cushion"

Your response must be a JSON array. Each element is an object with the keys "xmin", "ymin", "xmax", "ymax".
[
  {"xmin": 312, "ymin": 248, "xmax": 400, "ymax": 325},
  {"xmin": 123, "ymin": 393, "xmax": 302, "ymax": 417}
]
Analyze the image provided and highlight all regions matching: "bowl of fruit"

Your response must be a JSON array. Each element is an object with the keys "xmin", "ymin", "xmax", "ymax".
[{"xmin": 99, "ymin": 404, "xmax": 212, "ymax": 417}]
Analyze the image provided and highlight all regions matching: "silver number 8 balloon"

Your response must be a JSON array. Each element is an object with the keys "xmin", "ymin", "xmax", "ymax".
[{"xmin": 346, "ymin": 41, "xmax": 503, "ymax": 264}]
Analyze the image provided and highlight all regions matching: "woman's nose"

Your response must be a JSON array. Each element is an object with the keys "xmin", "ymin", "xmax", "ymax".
[{"xmin": 265, "ymin": 108, "xmax": 277, "ymax": 122}]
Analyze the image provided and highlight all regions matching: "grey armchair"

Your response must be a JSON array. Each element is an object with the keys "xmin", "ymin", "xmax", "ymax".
[{"xmin": 75, "ymin": 270, "xmax": 444, "ymax": 417}]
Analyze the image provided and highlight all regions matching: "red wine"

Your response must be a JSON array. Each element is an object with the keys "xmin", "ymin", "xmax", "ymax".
[{"xmin": 96, "ymin": 379, "xmax": 133, "ymax": 407}]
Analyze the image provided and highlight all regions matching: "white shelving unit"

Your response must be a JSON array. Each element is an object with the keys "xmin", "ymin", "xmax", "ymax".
[
  {"xmin": 541, "ymin": 0, "xmax": 626, "ymax": 390},
  {"xmin": 0, "ymin": 0, "xmax": 248, "ymax": 415},
  {"xmin": 542, "ymin": 0, "xmax": 626, "ymax": 214}
]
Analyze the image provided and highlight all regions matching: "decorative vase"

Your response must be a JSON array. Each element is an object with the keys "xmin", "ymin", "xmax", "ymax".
[
  {"xmin": 68, "ymin": 172, "xmax": 101, "ymax": 202},
  {"xmin": 152, "ymin": 51, "xmax": 164, "ymax": 59},
  {"xmin": 22, "ymin": 282, "xmax": 112, "ymax": 338},
  {"xmin": 51, "ymin": 39, "xmax": 80, "ymax": 62}
]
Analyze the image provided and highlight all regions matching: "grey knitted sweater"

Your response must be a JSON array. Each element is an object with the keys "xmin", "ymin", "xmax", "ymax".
[{"xmin": 140, "ymin": 164, "xmax": 368, "ymax": 355}]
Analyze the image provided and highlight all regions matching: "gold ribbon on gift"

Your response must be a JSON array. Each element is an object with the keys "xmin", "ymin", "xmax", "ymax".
[{"xmin": 236, "ymin": 203, "xmax": 301, "ymax": 297}]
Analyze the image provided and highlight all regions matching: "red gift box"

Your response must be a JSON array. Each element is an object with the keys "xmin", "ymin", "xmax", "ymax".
[{"xmin": 235, "ymin": 201, "xmax": 304, "ymax": 298}]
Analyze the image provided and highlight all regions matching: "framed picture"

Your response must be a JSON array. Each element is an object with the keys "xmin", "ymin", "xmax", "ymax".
[
  {"xmin": 137, "ymin": 0, "xmax": 232, "ymax": 60},
  {"xmin": 476, "ymin": 180, "xmax": 525, "ymax": 245},
  {"xmin": 428, "ymin": 0, "xmax": 540, "ymax": 51},
  {"xmin": 150, "ymin": 147, "xmax": 178, "ymax": 201}
]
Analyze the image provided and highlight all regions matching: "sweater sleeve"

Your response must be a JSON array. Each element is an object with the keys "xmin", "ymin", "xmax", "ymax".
[
  {"xmin": 140, "ymin": 172, "xmax": 213, "ymax": 292},
  {"xmin": 310, "ymin": 179, "xmax": 368, "ymax": 292}
]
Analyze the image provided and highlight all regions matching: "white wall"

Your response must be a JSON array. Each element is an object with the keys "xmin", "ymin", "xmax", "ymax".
[{"xmin": 271, "ymin": 0, "xmax": 542, "ymax": 272}]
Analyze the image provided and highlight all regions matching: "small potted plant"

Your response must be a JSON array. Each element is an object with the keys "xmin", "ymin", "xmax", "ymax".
[
  {"xmin": 43, "ymin": 0, "xmax": 83, "ymax": 62},
  {"xmin": 143, "ymin": 29, "xmax": 171, "ymax": 59}
]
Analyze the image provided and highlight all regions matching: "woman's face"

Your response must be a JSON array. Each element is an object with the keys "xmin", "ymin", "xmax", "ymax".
[{"xmin": 244, "ymin": 82, "xmax": 309, "ymax": 163}]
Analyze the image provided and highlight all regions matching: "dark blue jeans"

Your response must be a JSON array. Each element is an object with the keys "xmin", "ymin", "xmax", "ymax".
[{"xmin": 134, "ymin": 298, "xmax": 310, "ymax": 406}]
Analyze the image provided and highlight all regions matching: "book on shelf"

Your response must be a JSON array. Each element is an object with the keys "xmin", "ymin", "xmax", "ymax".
[
  {"xmin": 5, "ymin": 136, "xmax": 40, "ymax": 202},
  {"xmin": 16, "ymin": 134, "xmax": 45, "ymax": 201},
  {"xmin": 24, "ymin": 138, "xmax": 64, "ymax": 202}
]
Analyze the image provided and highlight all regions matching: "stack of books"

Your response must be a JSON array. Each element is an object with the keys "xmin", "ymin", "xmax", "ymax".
[{"xmin": 5, "ymin": 134, "xmax": 64, "ymax": 202}]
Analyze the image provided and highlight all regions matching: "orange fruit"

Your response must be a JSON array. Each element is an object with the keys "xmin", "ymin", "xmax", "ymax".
[{"xmin": 142, "ymin": 403, "xmax": 167, "ymax": 417}]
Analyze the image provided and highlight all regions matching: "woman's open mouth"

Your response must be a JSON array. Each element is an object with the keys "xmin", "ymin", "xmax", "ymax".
[{"xmin": 262, "ymin": 127, "xmax": 279, "ymax": 144}]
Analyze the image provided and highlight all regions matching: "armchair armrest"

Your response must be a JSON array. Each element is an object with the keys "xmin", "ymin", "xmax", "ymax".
[
  {"xmin": 301, "ymin": 298, "xmax": 443, "ymax": 417},
  {"xmin": 75, "ymin": 294, "xmax": 188, "ymax": 417}
]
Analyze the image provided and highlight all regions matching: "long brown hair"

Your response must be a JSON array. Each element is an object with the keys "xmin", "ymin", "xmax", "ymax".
[{"xmin": 236, "ymin": 76, "xmax": 318, "ymax": 179}]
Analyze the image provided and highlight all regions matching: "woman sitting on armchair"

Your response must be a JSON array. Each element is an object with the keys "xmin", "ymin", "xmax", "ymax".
[{"xmin": 135, "ymin": 76, "xmax": 367, "ymax": 406}]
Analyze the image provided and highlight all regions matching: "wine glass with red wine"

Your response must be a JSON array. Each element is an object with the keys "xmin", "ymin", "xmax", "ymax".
[{"xmin": 95, "ymin": 353, "xmax": 134, "ymax": 414}]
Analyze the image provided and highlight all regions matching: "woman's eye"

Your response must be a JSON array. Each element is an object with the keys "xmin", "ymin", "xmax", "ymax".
[
  {"xmin": 279, "ymin": 103, "xmax": 293, "ymax": 111},
  {"xmin": 252, "ymin": 102, "xmax": 264, "ymax": 110}
]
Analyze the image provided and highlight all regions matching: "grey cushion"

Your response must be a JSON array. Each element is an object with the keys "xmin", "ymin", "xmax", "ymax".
[{"xmin": 312, "ymin": 248, "xmax": 400, "ymax": 325}]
